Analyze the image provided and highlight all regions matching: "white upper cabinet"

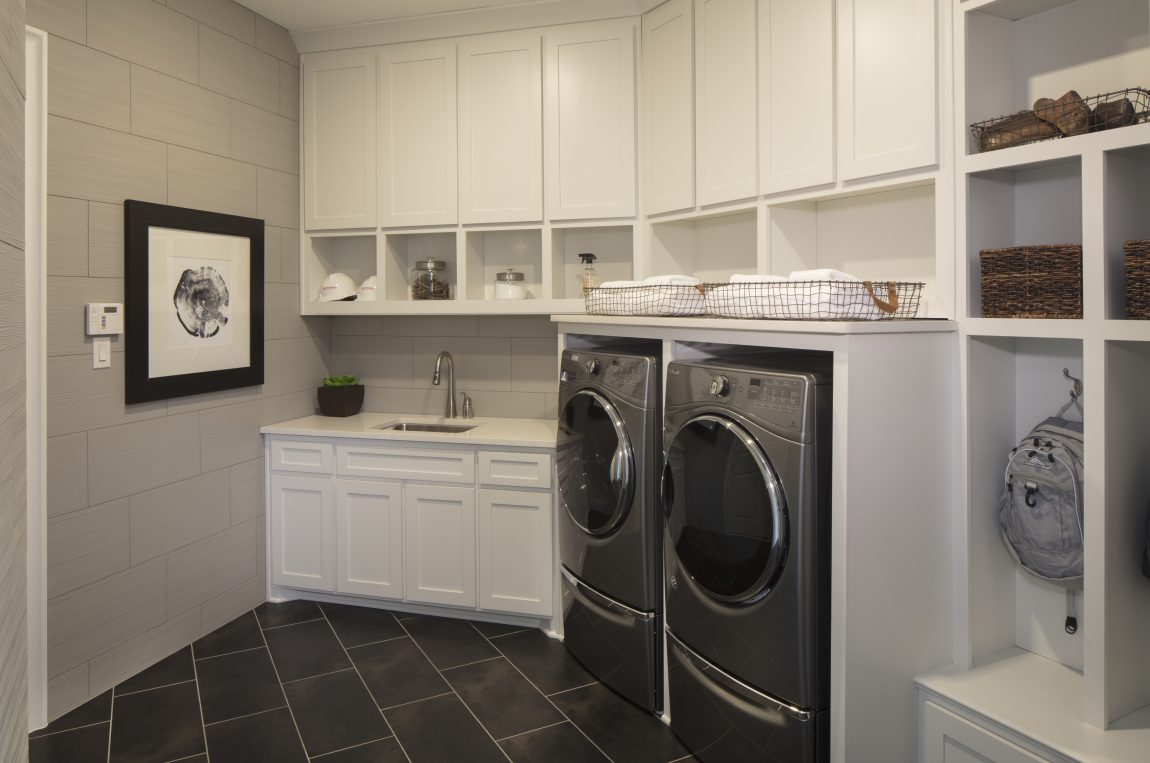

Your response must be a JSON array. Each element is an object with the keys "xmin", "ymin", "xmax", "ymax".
[
  {"xmin": 458, "ymin": 32, "xmax": 544, "ymax": 224},
  {"xmin": 758, "ymin": 0, "xmax": 835, "ymax": 194},
  {"xmin": 304, "ymin": 51, "xmax": 378, "ymax": 230},
  {"xmin": 544, "ymin": 20, "xmax": 637, "ymax": 221},
  {"xmin": 643, "ymin": 0, "xmax": 695, "ymax": 215},
  {"xmin": 837, "ymin": 0, "xmax": 937, "ymax": 181},
  {"xmin": 695, "ymin": 0, "xmax": 758, "ymax": 206},
  {"xmin": 379, "ymin": 43, "xmax": 458, "ymax": 227}
]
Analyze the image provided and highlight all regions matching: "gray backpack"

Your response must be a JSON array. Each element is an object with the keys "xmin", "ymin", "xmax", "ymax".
[{"xmin": 999, "ymin": 401, "xmax": 1084, "ymax": 592}]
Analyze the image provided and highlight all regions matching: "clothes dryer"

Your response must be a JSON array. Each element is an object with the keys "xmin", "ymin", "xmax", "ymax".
[
  {"xmin": 662, "ymin": 358, "xmax": 832, "ymax": 762},
  {"xmin": 557, "ymin": 348, "xmax": 661, "ymax": 712}
]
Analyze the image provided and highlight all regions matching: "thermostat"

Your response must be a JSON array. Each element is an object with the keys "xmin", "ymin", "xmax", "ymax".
[{"xmin": 86, "ymin": 303, "xmax": 124, "ymax": 336}]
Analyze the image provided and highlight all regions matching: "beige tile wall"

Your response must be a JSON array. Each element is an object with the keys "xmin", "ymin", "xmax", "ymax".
[
  {"xmin": 0, "ymin": 0, "xmax": 26, "ymax": 756},
  {"xmin": 27, "ymin": 0, "xmax": 323, "ymax": 722},
  {"xmin": 330, "ymin": 315, "xmax": 561, "ymax": 419}
]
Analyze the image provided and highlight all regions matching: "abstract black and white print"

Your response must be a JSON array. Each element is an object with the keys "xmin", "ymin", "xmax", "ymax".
[{"xmin": 173, "ymin": 266, "xmax": 231, "ymax": 339}]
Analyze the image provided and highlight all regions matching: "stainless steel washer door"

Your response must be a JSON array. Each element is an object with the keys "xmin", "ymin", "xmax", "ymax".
[
  {"xmin": 663, "ymin": 414, "xmax": 788, "ymax": 605},
  {"xmin": 557, "ymin": 389, "xmax": 635, "ymax": 537}
]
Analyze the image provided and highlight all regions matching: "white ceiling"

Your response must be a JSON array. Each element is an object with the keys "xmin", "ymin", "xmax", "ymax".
[{"xmin": 235, "ymin": 0, "xmax": 561, "ymax": 32}]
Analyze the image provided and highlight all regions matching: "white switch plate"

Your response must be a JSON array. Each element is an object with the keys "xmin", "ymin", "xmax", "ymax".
[{"xmin": 92, "ymin": 337, "xmax": 111, "ymax": 369}]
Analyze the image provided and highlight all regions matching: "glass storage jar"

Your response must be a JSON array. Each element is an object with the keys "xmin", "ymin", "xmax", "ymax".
[
  {"xmin": 494, "ymin": 268, "xmax": 527, "ymax": 300},
  {"xmin": 410, "ymin": 257, "xmax": 451, "ymax": 300}
]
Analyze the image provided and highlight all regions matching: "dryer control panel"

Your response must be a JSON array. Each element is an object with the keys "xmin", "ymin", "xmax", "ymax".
[{"xmin": 560, "ymin": 350, "xmax": 657, "ymax": 406}]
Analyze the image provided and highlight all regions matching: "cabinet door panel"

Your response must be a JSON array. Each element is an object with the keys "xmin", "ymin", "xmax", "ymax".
[
  {"xmin": 643, "ymin": 0, "xmax": 695, "ymax": 214},
  {"xmin": 545, "ymin": 21, "xmax": 636, "ymax": 220},
  {"xmin": 336, "ymin": 479, "xmax": 403, "ymax": 598},
  {"xmin": 404, "ymin": 484, "xmax": 476, "ymax": 607},
  {"xmin": 337, "ymin": 444, "xmax": 475, "ymax": 484},
  {"xmin": 459, "ymin": 33, "xmax": 543, "ymax": 224},
  {"xmin": 270, "ymin": 475, "xmax": 335, "ymax": 591},
  {"xmin": 921, "ymin": 701, "xmax": 1046, "ymax": 763},
  {"xmin": 478, "ymin": 490, "xmax": 553, "ymax": 616},
  {"xmin": 759, "ymin": 0, "xmax": 834, "ymax": 194},
  {"xmin": 380, "ymin": 43, "xmax": 457, "ymax": 227},
  {"xmin": 838, "ymin": 0, "xmax": 936, "ymax": 180},
  {"xmin": 695, "ymin": 0, "xmax": 758, "ymax": 205},
  {"xmin": 303, "ymin": 51, "xmax": 377, "ymax": 230}
]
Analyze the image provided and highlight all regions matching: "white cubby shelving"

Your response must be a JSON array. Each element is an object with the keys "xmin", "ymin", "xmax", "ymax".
[
  {"xmin": 648, "ymin": 208, "xmax": 759, "ymax": 282},
  {"xmin": 464, "ymin": 228, "xmax": 543, "ymax": 301},
  {"xmin": 302, "ymin": 232, "xmax": 379, "ymax": 307},
  {"xmin": 383, "ymin": 230, "xmax": 457, "ymax": 301},
  {"xmin": 1104, "ymin": 144, "xmax": 1150, "ymax": 320}
]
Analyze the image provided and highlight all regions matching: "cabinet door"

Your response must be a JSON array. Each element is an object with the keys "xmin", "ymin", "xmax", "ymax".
[
  {"xmin": 921, "ymin": 701, "xmax": 1046, "ymax": 763},
  {"xmin": 303, "ymin": 51, "xmax": 377, "ymax": 230},
  {"xmin": 837, "ymin": 0, "xmax": 936, "ymax": 181},
  {"xmin": 695, "ymin": 0, "xmax": 758, "ymax": 205},
  {"xmin": 336, "ymin": 479, "xmax": 403, "ymax": 599},
  {"xmin": 758, "ymin": 0, "xmax": 834, "ymax": 194},
  {"xmin": 458, "ymin": 32, "xmax": 543, "ymax": 224},
  {"xmin": 643, "ymin": 0, "xmax": 694, "ymax": 214},
  {"xmin": 379, "ymin": 43, "xmax": 457, "ymax": 227},
  {"xmin": 545, "ymin": 21, "xmax": 636, "ymax": 220},
  {"xmin": 477, "ymin": 489, "xmax": 553, "ymax": 616},
  {"xmin": 269, "ymin": 475, "xmax": 335, "ymax": 591},
  {"xmin": 403, "ymin": 484, "xmax": 476, "ymax": 608}
]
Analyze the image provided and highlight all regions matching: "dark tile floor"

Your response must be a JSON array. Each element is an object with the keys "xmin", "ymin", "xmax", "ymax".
[{"xmin": 29, "ymin": 600, "xmax": 694, "ymax": 763}]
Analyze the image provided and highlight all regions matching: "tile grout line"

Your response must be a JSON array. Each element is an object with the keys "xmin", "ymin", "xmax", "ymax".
[
  {"xmin": 279, "ymin": 666, "xmax": 357, "ymax": 686},
  {"xmin": 545, "ymin": 679, "xmax": 600, "ymax": 698},
  {"xmin": 342, "ymin": 633, "xmax": 410, "ymax": 652},
  {"xmin": 106, "ymin": 689, "xmax": 114, "ymax": 763},
  {"xmin": 306, "ymin": 733, "xmax": 395, "ymax": 760},
  {"xmin": 114, "ymin": 677, "xmax": 198, "ymax": 698},
  {"xmin": 189, "ymin": 641, "xmax": 212, "ymax": 762},
  {"xmin": 439, "ymin": 654, "xmax": 503, "ymax": 673},
  {"xmin": 469, "ymin": 620, "xmax": 616, "ymax": 763},
  {"xmin": 260, "ymin": 616, "xmax": 326, "ymax": 632},
  {"xmin": 193, "ymin": 644, "xmax": 267, "ymax": 662},
  {"xmin": 395, "ymin": 617, "xmax": 514, "ymax": 763},
  {"xmin": 315, "ymin": 605, "xmax": 414, "ymax": 763},
  {"xmin": 202, "ymin": 704, "xmax": 288, "ymax": 728},
  {"xmin": 255, "ymin": 607, "xmax": 314, "ymax": 758},
  {"xmin": 27, "ymin": 720, "xmax": 110, "ymax": 739},
  {"xmin": 493, "ymin": 718, "xmax": 569, "ymax": 742},
  {"xmin": 377, "ymin": 690, "xmax": 455, "ymax": 713}
]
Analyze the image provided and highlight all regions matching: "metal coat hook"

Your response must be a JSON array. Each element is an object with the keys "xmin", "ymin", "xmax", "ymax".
[{"xmin": 1062, "ymin": 368, "xmax": 1083, "ymax": 400}]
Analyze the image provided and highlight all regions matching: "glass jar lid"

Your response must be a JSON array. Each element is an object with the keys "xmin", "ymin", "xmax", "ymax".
[
  {"xmin": 496, "ymin": 268, "xmax": 525, "ymax": 282},
  {"xmin": 414, "ymin": 257, "xmax": 446, "ymax": 272}
]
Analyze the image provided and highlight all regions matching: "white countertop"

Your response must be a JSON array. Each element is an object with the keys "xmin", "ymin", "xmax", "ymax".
[{"xmin": 261, "ymin": 412, "xmax": 559, "ymax": 449}]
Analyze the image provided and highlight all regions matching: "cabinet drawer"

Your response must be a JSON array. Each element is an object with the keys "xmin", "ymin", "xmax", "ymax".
[
  {"xmin": 337, "ymin": 444, "xmax": 475, "ymax": 484},
  {"xmin": 478, "ymin": 451, "xmax": 552, "ymax": 489},
  {"xmin": 270, "ymin": 440, "xmax": 334, "ymax": 474}
]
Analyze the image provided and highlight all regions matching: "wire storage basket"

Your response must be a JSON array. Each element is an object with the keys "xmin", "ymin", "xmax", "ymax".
[
  {"xmin": 980, "ymin": 244, "xmax": 1082, "ymax": 319},
  {"xmin": 703, "ymin": 280, "xmax": 923, "ymax": 320},
  {"xmin": 583, "ymin": 284, "xmax": 707, "ymax": 316},
  {"xmin": 971, "ymin": 88, "xmax": 1150, "ymax": 153},
  {"xmin": 1125, "ymin": 239, "xmax": 1150, "ymax": 320}
]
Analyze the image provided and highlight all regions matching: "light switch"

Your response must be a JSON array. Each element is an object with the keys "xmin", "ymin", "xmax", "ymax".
[{"xmin": 93, "ymin": 337, "xmax": 111, "ymax": 369}]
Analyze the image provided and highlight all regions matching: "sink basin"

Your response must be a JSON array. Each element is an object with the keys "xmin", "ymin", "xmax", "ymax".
[{"xmin": 383, "ymin": 422, "xmax": 477, "ymax": 433}]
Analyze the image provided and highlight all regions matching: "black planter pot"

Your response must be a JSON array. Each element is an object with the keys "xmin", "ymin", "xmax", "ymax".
[{"xmin": 317, "ymin": 384, "xmax": 364, "ymax": 417}]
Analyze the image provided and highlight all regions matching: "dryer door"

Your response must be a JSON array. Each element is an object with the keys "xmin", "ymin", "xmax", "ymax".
[
  {"xmin": 557, "ymin": 389, "xmax": 635, "ymax": 536},
  {"xmin": 663, "ymin": 414, "xmax": 788, "ymax": 605}
]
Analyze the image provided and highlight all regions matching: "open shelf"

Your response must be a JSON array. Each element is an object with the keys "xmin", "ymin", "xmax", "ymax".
[
  {"xmin": 967, "ymin": 157, "xmax": 1082, "ymax": 317},
  {"xmin": 302, "ymin": 233, "xmax": 379, "ymax": 307},
  {"xmin": 550, "ymin": 225, "xmax": 633, "ymax": 300},
  {"xmin": 648, "ymin": 209, "xmax": 756, "ymax": 283},
  {"xmin": 967, "ymin": 336, "xmax": 1085, "ymax": 671},
  {"xmin": 382, "ymin": 231, "xmax": 457, "ymax": 301},
  {"xmin": 1104, "ymin": 144, "xmax": 1150, "ymax": 320},
  {"xmin": 962, "ymin": 0, "xmax": 1150, "ymax": 158},
  {"xmin": 464, "ymin": 228, "xmax": 543, "ymax": 301}
]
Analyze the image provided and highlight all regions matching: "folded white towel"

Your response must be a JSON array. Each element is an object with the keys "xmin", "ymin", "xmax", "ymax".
[
  {"xmin": 643, "ymin": 275, "xmax": 702, "ymax": 286},
  {"xmin": 598, "ymin": 280, "xmax": 643, "ymax": 288},
  {"xmin": 787, "ymin": 268, "xmax": 860, "ymax": 282},
  {"xmin": 729, "ymin": 273, "xmax": 788, "ymax": 283}
]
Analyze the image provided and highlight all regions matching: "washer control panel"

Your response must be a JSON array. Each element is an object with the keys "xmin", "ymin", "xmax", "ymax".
[{"xmin": 708, "ymin": 375, "xmax": 730, "ymax": 397}]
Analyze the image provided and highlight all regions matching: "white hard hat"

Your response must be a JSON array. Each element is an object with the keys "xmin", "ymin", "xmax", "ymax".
[
  {"xmin": 317, "ymin": 272, "xmax": 357, "ymax": 302},
  {"xmin": 357, "ymin": 275, "xmax": 378, "ymax": 302}
]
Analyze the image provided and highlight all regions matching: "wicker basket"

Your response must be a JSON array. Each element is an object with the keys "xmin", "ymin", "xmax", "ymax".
[
  {"xmin": 584, "ymin": 284, "xmax": 707, "ymax": 316},
  {"xmin": 980, "ymin": 245, "xmax": 1082, "ymax": 319},
  {"xmin": 1125, "ymin": 240, "xmax": 1150, "ymax": 320},
  {"xmin": 971, "ymin": 88, "xmax": 1150, "ymax": 153},
  {"xmin": 703, "ymin": 280, "xmax": 923, "ymax": 320}
]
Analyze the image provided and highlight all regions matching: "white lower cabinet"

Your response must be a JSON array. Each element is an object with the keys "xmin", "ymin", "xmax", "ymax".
[
  {"xmin": 403, "ymin": 484, "xmax": 477, "ymax": 608},
  {"xmin": 921, "ymin": 701, "xmax": 1048, "ymax": 763},
  {"xmin": 268, "ymin": 437, "xmax": 555, "ymax": 621},
  {"xmin": 270, "ymin": 475, "xmax": 336, "ymax": 591},
  {"xmin": 336, "ymin": 479, "xmax": 403, "ymax": 599},
  {"xmin": 478, "ymin": 489, "xmax": 553, "ymax": 616}
]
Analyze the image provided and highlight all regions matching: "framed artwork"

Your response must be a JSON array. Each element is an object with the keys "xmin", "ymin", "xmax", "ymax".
[{"xmin": 124, "ymin": 200, "xmax": 264, "ymax": 404}]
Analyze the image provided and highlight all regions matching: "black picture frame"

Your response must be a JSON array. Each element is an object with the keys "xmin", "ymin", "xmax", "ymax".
[{"xmin": 124, "ymin": 200, "xmax": 264, "ymax": 404}]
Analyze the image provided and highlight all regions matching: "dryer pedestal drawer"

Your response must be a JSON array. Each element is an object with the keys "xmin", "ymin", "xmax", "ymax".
[{"xmin": 336, "ymin": 444, "xmax": 475, "ymax": 483}]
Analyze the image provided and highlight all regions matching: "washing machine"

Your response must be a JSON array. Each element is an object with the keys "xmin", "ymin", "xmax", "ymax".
[
  {"xmin": 662, "ymin": 357, "xmax": 832, "ymax": 762},
  {"xmin": 557, "ymin": 347, "xmax": 661, "ymax": 712}
]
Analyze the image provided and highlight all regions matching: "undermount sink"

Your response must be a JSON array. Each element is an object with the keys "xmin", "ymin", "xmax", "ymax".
[{"xmin": 382, "ymin": 422, "xmax": 476, "ymax": 433}]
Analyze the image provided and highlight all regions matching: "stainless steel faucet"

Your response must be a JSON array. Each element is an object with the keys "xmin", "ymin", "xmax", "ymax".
[{"xmin": 431, "ymin": 350, "xmax": 457, "ymax": 418}]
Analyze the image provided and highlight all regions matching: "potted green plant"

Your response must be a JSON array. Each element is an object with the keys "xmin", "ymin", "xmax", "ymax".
[{"xmin": 317, "ymin": 375, "xmax": 364, "ymax": 417}]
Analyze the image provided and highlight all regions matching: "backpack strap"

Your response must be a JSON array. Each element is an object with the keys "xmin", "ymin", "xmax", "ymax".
[{"xmin": 1056, "ymin": 394, "xmax": 1084, "ymax": 422}]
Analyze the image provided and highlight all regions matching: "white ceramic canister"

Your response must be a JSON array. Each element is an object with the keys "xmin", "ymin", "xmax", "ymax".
[{"xmin": 494, "ymin": 268, "xmax": 528, "ymax": 300}]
